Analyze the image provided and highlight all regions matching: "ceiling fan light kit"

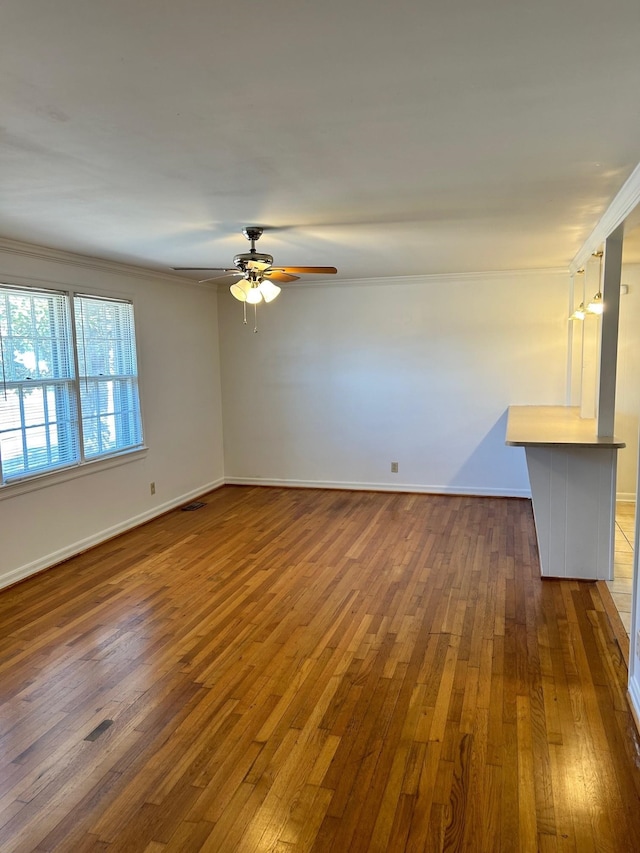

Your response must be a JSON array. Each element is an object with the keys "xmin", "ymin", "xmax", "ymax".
[
  {"xmin": 229, "ymin": 279, "xmax": 252, "ymax": 302},
  {"xmin": 245, "ymin": 284, "xmax": 263, "ymax": 305},
  {"xmin": 258, "ymin": 278, "xmax": 281, "ymax": 303},
  {"xmin": 173, "ymin": 227, "xmax": 337, "ymax": 331}
]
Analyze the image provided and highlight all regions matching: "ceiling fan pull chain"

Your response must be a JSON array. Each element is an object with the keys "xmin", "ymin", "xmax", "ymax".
[
  {"xmin": 243, "ymin": 302, "xmax": 247, "ymax": 324},
  {"xmin": 254, "ymin": 304, "xmax": 258, "ymax": 333}
]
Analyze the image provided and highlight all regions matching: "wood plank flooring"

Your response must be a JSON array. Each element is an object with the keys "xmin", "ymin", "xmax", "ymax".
[
  {"xmin": 608, "ymin": 502, "xmax": 636, "ymax": 635},
  {"xmin": 1, "ymin": 486, "xmax": 640, "ymax": 851}
]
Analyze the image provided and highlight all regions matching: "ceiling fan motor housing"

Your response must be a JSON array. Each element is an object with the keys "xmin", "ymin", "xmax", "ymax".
[{"xmin": 233, "ymin": 251, "xmax": 274, "ymax": 271}]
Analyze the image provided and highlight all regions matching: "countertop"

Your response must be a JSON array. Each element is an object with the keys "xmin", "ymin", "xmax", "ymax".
[{"xmin": 505, "ymin": 406, "xmax": 625, "ymax": 448}]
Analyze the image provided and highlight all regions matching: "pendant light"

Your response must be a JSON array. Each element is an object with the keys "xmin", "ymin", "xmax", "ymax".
[
  {"xmin": 570, "ymin": 302, "xmax": 587, "ymax": 320},
  {"xmin": 587, "ymin": 292, "xmax": 603, "ymax": 314},
  {"xmin": 569, "ymin": 267, "xmax": 586, "ymax": 320},
  {"xmin": 587, "ymin": 251, "xmax": 604, "ymax": 315}
]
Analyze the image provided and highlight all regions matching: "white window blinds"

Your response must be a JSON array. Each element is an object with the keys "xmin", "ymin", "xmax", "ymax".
[
  {"xmin": 0, "ymin": 287, "xmax": 79, "ymax": 481},
  {"xmin": 0, "ymin": 285, "xmax": 143, "ymax": 486},
  {"xmin": 74, "ymin": 295, "xmax": 143, "ymax": 459}
]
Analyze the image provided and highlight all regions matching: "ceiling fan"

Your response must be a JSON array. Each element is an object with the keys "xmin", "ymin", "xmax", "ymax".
[{"xmin": 173, "ymin": 226, "xmax": 337, "ymax": 305}]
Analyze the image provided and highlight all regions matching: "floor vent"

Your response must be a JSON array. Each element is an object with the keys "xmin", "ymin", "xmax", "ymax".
[
  {"xmin": 84, "ymin": 719, "xmax": 114, "ymax": 742},
  {"xmin": 181, "ymin": 501, "xmax": 206, "ymax": 512}
]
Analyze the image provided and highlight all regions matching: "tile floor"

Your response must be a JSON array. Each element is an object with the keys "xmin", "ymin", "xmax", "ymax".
[{"xmin": 607, "ymin": 502, "xmax": 636, "ymax": 635}]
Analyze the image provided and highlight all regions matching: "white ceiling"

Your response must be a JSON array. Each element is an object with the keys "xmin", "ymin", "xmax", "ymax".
[{"xmin": 2, "ymin": 0, "xmax": 640, "ymax": 281}]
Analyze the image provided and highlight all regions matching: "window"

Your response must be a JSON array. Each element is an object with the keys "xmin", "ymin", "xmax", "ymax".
[{"xmin": 0, "ymin": 284, "xmax": 143, "ymax": 486}]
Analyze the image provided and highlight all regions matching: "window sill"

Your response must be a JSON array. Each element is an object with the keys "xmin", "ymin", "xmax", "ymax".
[{"xmin": 0, "ymin": 446, "xmax": 148, "ymax": 501}]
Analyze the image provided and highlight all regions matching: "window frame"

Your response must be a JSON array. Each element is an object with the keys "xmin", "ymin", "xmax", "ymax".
[{"xmin": 0, "ymin": 278, "xmax": 147, "ymax": 494}]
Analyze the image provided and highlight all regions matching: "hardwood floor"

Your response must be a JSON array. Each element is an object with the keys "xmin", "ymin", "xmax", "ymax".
[
  {"xmin": 1, "ymin": 486, "xmax": 640, "ymax": 852},
  {"xmin": 608, "ymin": 502, "xmax": 636, "ymax": 635}
]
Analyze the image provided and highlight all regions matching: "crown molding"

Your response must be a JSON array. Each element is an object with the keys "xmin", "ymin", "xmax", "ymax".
[
  {"xmin": 0, "ymin": 237, "xmax": 203, "ymax": 286},
  {"xmin": 570, "ymin": 161, "xmax": 640, "ymax": 275},
  {"xmin": 274, "ymin": 267, "xmax": 568, "ymax": 291},
  {"xmin": 0, "ymin": 236, "xmax": 569, "ymax": 290}
]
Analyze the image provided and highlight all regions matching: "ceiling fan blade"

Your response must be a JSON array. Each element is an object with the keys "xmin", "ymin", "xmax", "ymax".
[
  {"xmin": 173, "ymin": 267, "xmax": 238, "ymax": 272},
  {"xmin": 173, "ymin": 266, "xmax": 242, "ymax": 283},
  {"xmin": 272, "ymin": 266, "xmax": 337, "ymax": 275},
  {"xmin": 266, "ymin": 271, "xmax": 300, "ymax": 283},
  {"xmin": 198, "ymin": 272, "xmax": 243, "ymax": 283}
]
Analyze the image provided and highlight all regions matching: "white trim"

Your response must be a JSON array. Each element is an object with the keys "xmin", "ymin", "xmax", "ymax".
[
  {"xmin": 0, "ymin": 237, "xmax": 569, "ymax": 291},
  {"xmin": 566, "ymin": 273, "xmax": 575, "ymax": 406},
  {"xmin": 269, "ymin": 267, "xmax": 569, "ymax": 291},
  {"xmin": 0, "ymin": 447, "xmax": 148, "ymax": 501},
  {"xmin": 0, "ymin": 271, "xmax": 139, "ymax": 303},
  {"xmin": 0, "ymin": 237, "xmax": 207, "ymax": 287},
  {"xmin": 0, "ymin": 478, "xmax": 224, "ymax": 591},
  {"xmin": 616, "ymin": 492, "xmax": 636, "ymax": 503},
  {"xmin": 628, "ymin": 679, "xmax": 640, "ymax": 732},
  {"xmin": 570, "ymin": 162, "xmax": 640, "ymax": 275},
  {"xmin": 224, "ymin": 476, "xmax": 531, "ymax": 498}
]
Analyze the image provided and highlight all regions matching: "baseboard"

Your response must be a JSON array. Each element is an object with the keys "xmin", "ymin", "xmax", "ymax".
[
  {"xmin": 0, "ymin": 478, "xmax": 224, "ymax": 591},
  {"xmin": 616, "ymin": 493, "xmax": 637, "ymax": 503},
  {"xmin": 224, "ymin": 476, "xmax": 531, "ymax": 499},
  {"xmin": 597, "ymin": 580, "xmax": 630, "ymax": 669},
  {"xmin": 0, "ymin": 476, "xmax": 529, "ymax": 591}
]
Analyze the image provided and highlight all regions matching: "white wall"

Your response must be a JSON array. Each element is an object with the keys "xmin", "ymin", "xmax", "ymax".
[
  {"xmin": 616, "ymin": 263, "xmax": 640, "ymax": 500},
  {"xmin": 1, "ymin": 254, "xmax": 570, "ymax": 590},
  {"xmin": 0, "ymin": 240, "xmax": 224, "ymax": 589},
  {"xmin": 219, "ymin": 270, "xmax": 569, "ymax": 497}
]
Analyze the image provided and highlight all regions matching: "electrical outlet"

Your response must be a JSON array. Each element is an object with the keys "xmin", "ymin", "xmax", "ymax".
[
  {"xmin": 150, "ymin": 482, "xmax": 156, "ymax": 495},
  {"xmin": 391, "ymin": 462, "xmax": 399, "ymax": 474}
]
